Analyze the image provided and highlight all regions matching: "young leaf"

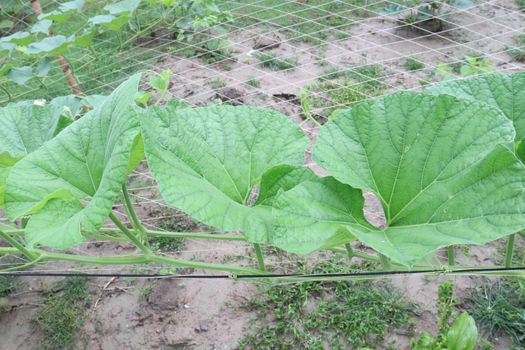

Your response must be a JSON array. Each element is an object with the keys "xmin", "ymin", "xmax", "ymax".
[
  {"xmin": 426, "ymin": 72, "xmax": 525, "ymax": 140},
  {"xmin": 0, "ymin": 32, "xmax": 32, "ymax": 46},
  {"xmin": 26, "ymin": 35, "xmax": 75, "ymax": 55},
  {"xmin": 6, "ymin": 66, "xmax": 33, "ymax": 85},
  {"xmin": 38, "ymin": 10, "xmax": 72, "ymax": 23},
  {"xmin": 308, "ymin": 92, "xmax": 525, "ymax": 265},
  {"xmin": 0, "ymin": 64, "xmax": 12, "ymax": 77},
  {"xmin": 140, "ymin": 105, "xmax": 308, "ymax": 242},
  {"xmin": 104, "ymin": 0, "xmax": 141, "ymax": 15},
  {"xmin": 36, "ymin": 58, "xmax": 52, "ymax": 77},
  {"xmin": 4, "ymin": 74, "xmax": 142, "ymax": 249},
  {"xmin": 73, "ymin": 31, "xmax": 94, "ymax": 47},
  {"xmin": 88, "ymin": 14, "xmax": 130, "ymax": 30},
  {"xmin": 446, "ymin": 312, "xmax": 478, "ymax": 350},
  {"xmin": 149, "ymin": 69, "xmax": 171, "ymax": 93},
  {"xmin": 0, "ymin": 42, "xmax": 15, "ymax": 55},
  {"xmin": 59, "ymin": 0, "xmax": 85, "ymax": 12},
  {"xmin": 31, "ymin": 19, "xmax": 53, "ymax": 34}
]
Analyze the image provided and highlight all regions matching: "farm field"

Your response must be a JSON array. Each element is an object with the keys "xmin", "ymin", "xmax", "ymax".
[{"xmin": 1, "ymin": 0, "xmax": 525, "ymax": 349}]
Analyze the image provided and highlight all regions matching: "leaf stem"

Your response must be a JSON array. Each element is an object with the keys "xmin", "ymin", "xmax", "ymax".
[
  {"xmin": 86, "ymin": 232, "xmax": 129, "ymax": 242},
  {"xmin": 0, "ymin": 256, "xmax": 43, "ymax": 272},
  {"xmin": 344, "ymin": 243, "xmax": 354, "ymax": 262},
  {"xmin": 505, "ymin": 234, "xmax": 516, "ymax": 268},
  {"xmin": 253, "ymin": 243, "xmax": 266, "ymax": 271},
  {"xmin": 447, "ymin": 245, "xmax": 455, "ymax": 266},
  {"xmin": 0, "ymin": 84, "xmax": 12, "ymax": 103},
  {"xmin": 149, "ymin": 255, "xmax": 264, "ymax": 275},
  {"xmin": 0, "ymin": 247, "xmax": 264, "ymax": 275},
  {"xmin": 0, "ymin": 229, "xmax": 36, "ymax": 261},
  {"xmin": 109, "ymin": 212, "xmax": 152, "ymax": 256},
  {"xmin": 121, "ymin": 183, "xmax": 148, "ymax": 241},
  {"xmin": 329, "ymin": 246, "xmax": 379, "ymax": 262}
]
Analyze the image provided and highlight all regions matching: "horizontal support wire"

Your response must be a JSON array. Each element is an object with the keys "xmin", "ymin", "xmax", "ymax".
[{"xmin": 0, "ymin": 266, "xmax": 524, "ymax": 281}]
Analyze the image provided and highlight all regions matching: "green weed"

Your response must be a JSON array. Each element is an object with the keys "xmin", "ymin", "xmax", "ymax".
[
  {"xmin": 148, "ymin": 208, "xmax": 199, "ymax": 252},
  {"xmin": 150, "ymin": 236, "xmax": 186, "ymax": 252},
  {"xmin": 237, "ymin": 256, "xmax": 414, "ymax": 349},
  {"xmin": 302, "ymin": 64, "xmax": 386, "ymax": 120},
  {"xmin": 246, "ymin": 78, "xmax": 260, "ymax": 88},
  {"xmin": 255, "ymin": 53, "xmax": 298, "ymax": 71},
  {"xmin": 0, "ymin": 275, "xmax": 18, "ymax": 297},
  {"xmin": 33, "ymin": 277, "xmax": 90, "ymax": 350},
  {"xmin": 437, "ymin": 280, "xmax": 456, "ymax": 343},
  {"xmin": 507, "ymin": 35, "xmax": 525, "ymax": 62},
  {"xmin": 139, "ymin": 284, "xmax": 152, "ymax": 302},
  {"xmin": 211, "ymin": 78, "xmax": 227, "ymax": 89},
  {"xmin": 404, "ymin": 57, "xmax": 425, "ymax": 71},
  {"xmin": 465, "ymin": 279, "xmax": 525, "ymax": 345},
  {"xmin": 517, "ymin": 0, "xmax": 525, "ymax": 11}
]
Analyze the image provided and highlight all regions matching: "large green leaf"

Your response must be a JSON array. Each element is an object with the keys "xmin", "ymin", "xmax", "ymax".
[
  {"xmin": 277, "ymin": 92, "xmax": 525, "ymax": 265},
  {"xmin": 426, "ymin": 72, "xmax": 525, "ymax": 140},
  {"xmin": 0, "ymin": 103, "xmax": 64, "ymax": 207},
  {"xmin": 140, "ymin": 105, "xmax": 308, "ymax": 242},
  {"xmin": 5, "ymin": 74, "xmax": 142, "ymax": 249},
  {"xmin": 272, "ymin": 176, "xmax": 371, "ymax": 254}
]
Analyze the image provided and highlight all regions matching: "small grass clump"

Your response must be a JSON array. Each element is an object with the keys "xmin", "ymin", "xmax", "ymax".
[
  {"xmin": 517, "ymin": 0, "xmax": 525, "ymax": 11},
  {"xmin": 302, "ymin": 64, "xmax": 386, "ymax": 121},
  {"xmin": 507, "ymin": 35, "xmax": 525, "ymax": 62},
  {"xmin": 319, "ymin": 66, "xmax": 349, "ymax": 81},
  {"xmin": 255, "ymin": 53, "xmax": 298, "ymax": 71},
  {"xmin": 211, "ymin": 78, "xmax": 227, "ymax": 89},
  {"xmin": 246, "ymin": 78, "xmax": 261, "ymax": 88},
  {"xmin": 150, "ymin": 236, "xmax": 186, "ymax": 252},
  {"xmin": 404, "ymin": 57, "xmax": 425, "ymax": 71},
  {"xmin": 148, "ymin": 208, "xmax": 199, "ymax": 252},
  {"xmin": 465, "ymin": 279, "xmax": 525, "ymax": 345},
  {"xmin": 0, "ymin": 275, "xmax": 18, "ymax": 297},
  {"xmin": 33, "ymin": 277, "xmax": 90, "ymax": 350},
  {"xmin": 237, "ymin": 257, "xmax": 414, "ymax": 349}
]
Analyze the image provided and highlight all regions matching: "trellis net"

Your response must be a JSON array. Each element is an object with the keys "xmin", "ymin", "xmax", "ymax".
[{"xmin": 0, "ymin": 0, "xmax": 524, "ymax": 275}]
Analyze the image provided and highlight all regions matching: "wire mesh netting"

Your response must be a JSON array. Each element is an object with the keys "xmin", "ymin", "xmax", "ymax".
[{"xmin": 0, "ymin": 0, "xmax": 525, "ymax": 276}]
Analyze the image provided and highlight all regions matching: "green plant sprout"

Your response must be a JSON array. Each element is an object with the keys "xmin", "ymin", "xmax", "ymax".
[
  {"xmin": 506, "ymin": 34, "xmax": 525, "ymax": 62},
  {"xmin": 435, "ymin": 55, "xmax": 493, "ymax": 81},
  {"xmin": 1, "ymin": 72, "xmax": 525, "ymax": 275},
  {"xmin": 411, "ymin": 281, "xmax": 478, "ymax": 350},
  {"xmin": 382, "ymin": 0, "xmax": 475, "ymax": 33}
]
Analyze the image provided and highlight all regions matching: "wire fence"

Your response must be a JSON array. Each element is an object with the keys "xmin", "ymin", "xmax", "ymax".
[{"xmin": 0, "ymin": 0, "xmax": 524, "ymax": 277}]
